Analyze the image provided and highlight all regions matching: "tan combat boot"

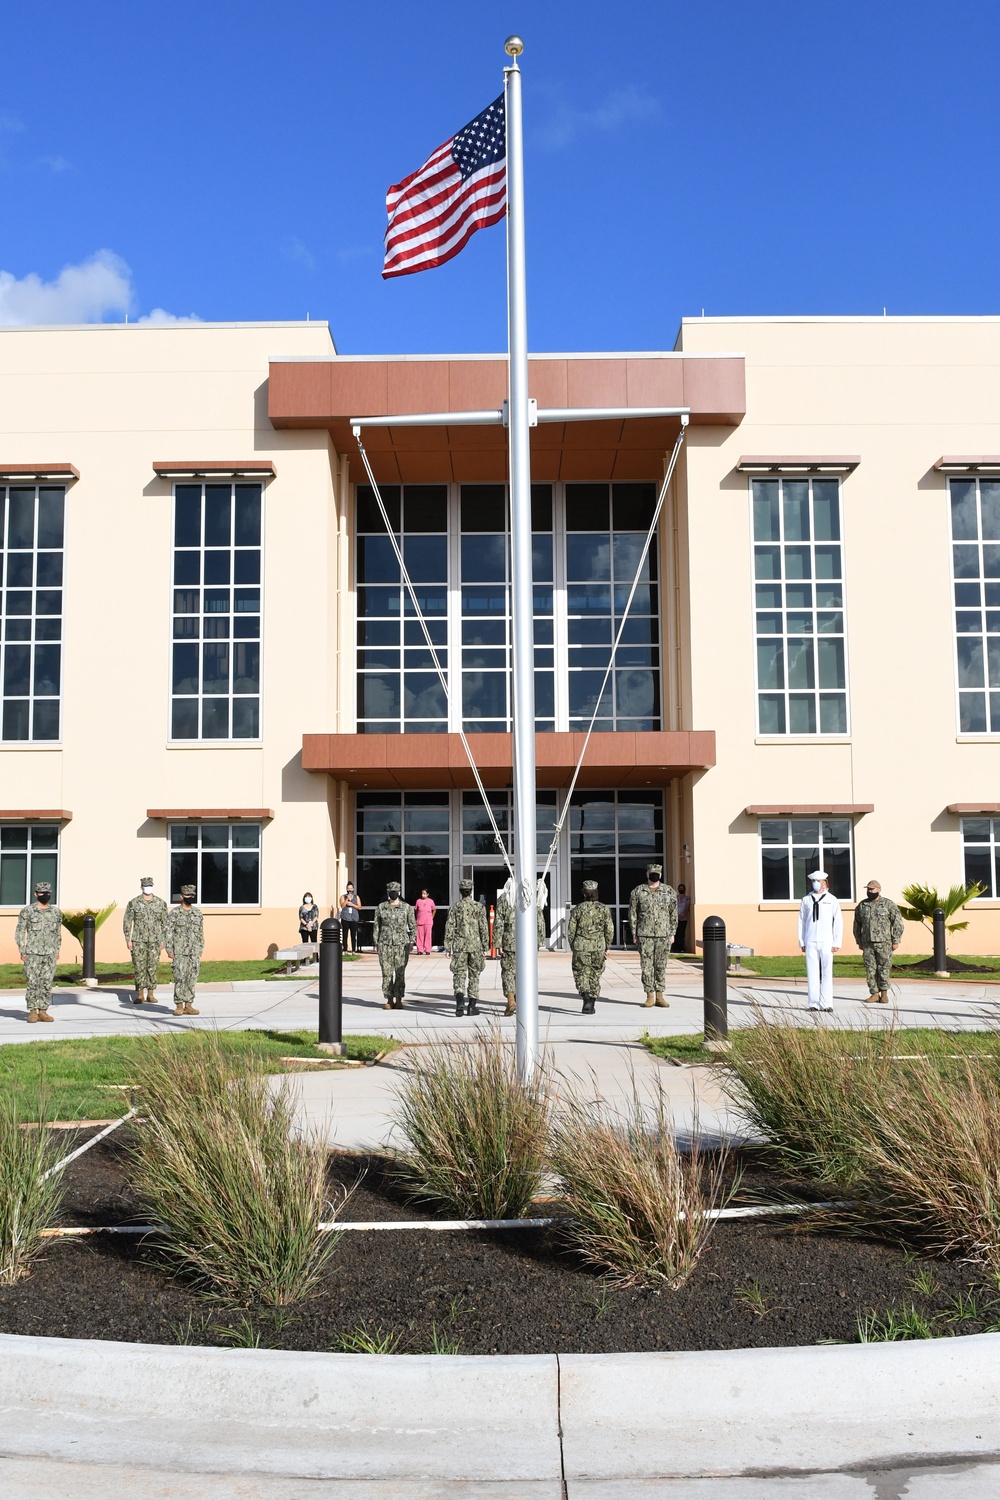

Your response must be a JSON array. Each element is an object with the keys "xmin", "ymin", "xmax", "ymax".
[
  {"xmin": 173, "ymin": 1003, "xmax": 185, "ymax": 1016},
  {"xmin": 643, "ymin": 991, "xmax": 656, "ymax": 1007},
  {"xmin": 877, "ymin": 990, "xmax": 888, "ymax": 1004},
  {"xmin": 182, "ymin": 1002, "xmax": 200, "ymax": 1015},
  {"xmin": 26, "ymin": 1010, "xmax": 40, "ymax": 1023},
  {"xmin": 655, "ymin": 992, "xmax": 669, "ymax": 1007},
  {"xmin": 504, "ymin": 993, "xmax": 516, "ymax": 1016},
  {"xmin": 37, "ymin": 1009, "xmax": 53, "ymax": 1021}
]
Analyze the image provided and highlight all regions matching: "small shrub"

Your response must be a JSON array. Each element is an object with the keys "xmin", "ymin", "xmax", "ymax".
[
  {"xmin": 0, "ymin": 1094, "xmax": 66, "ymax": 1286},
  {"xmin": 334, "ymin": 1322, "xmax": 403, "ymax": 1353},
  {"xmin": 129, "ymin": 1033, "xmax": 342, "ymax": 1305},
  {"xmin": 549, "ymin": 1081, "xmax": 734, "ymax": 1288},
  {"xmin": 393, "ymin": 1032, "xmax": 550, "ymax": 1219},
  {"xmin": 857, "ymin": 1302, "xmax": 937, "ymax": 1342}
]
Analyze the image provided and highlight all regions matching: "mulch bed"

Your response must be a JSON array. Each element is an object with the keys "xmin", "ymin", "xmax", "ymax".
[{"xmin": 0, "ymin": 1130, "xmax": 993, "ymax": 1355}]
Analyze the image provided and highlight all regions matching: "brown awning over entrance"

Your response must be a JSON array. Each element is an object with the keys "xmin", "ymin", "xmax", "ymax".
[
  {"xmin": 302, "ymin": 730, "xmax": 715, "ymax": 791},
  {"xmin": 269, "ymin": 353, "xmax": 745, "ymax": 484}
]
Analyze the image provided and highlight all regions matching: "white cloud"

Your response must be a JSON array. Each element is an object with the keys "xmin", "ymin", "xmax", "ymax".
[
  {"xmin": 534, "ymin": 86, "xmax": 662, "ymax": 150},
  {"xmin": 0, "ymin": 250, "xmax": 198, "ymax": 326},
  {"xmin": 282, "ymin": 236, "xmax": 316, "ymax": 271}
]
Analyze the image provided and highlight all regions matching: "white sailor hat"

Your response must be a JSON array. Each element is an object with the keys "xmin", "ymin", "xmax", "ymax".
[{"xmin": 807, "ymin": 869, "xmax": 829, "ymax": 880}]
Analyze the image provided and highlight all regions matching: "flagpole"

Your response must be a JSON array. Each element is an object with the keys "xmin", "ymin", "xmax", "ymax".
[{"xmin": 503, "ymin": 35, "xmax": 539, "ymax": 1082}]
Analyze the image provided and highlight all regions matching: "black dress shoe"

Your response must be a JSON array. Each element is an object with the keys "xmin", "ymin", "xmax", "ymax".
[{"xmin": 454, "ymin": 996, "xmax": 465, "ymax": 1017}]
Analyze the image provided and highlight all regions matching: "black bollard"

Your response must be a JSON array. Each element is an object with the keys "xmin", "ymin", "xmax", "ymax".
[
  {"xmin": 702, "ymin": 914, "xmax": 729, "ymax": 1043},
  {"xmin": 933, "ymin": 906, "xmax": 947, "ymax": 976},
  {"xmin": 82, "ymin": 913, "xmax": 96, "ymax": 984},
  {"xmin": 318, "ymin": 917, "xmax": 343, "ymax": 1052}
]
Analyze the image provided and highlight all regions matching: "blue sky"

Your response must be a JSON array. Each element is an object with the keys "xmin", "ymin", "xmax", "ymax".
[{"xmin": 1, "ymin": 0, "xmax": 997, "ymax": 351}]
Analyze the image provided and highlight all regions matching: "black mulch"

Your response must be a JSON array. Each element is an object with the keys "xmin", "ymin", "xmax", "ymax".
[{"xmin": 1, "ymin": 1130, "xmax": 994, "ymax": 1355}]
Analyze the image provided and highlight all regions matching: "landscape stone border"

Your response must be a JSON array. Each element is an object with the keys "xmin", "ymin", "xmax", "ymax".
[{"xmin": 1, "ymin": 1331, "xmax": 999, "ymax": 1481}]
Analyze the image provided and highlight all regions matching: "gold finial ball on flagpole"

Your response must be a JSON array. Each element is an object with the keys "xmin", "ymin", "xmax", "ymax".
[{"xmin": 504, "ymin": 35, "xmax": 524, "ymax": 56}]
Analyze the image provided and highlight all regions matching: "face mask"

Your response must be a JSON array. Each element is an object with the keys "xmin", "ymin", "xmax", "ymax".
[
  {"xmin": 347, "ymin": 887, "xmax": 354, "ymax": 893},
  {"xmin": 304, "ymin": 897, "xmax": 313, "ymax": 905},
  {"xmin": 36, "ymin": 893, "xmax": 50, "ymax": 904},
  {"xmin": 811, "ymin": 880, "xmax": 822, "ymax": 892},
  {"xmin": 143, "ymin": 887, "xmax": 154, "ymax": 895},
  {"xmin": 867, "ymin": 890, "xmax": 878, "ymax": 900}
]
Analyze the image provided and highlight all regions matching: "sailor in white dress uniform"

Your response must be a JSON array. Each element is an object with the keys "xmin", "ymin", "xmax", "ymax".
[{"xmin": 797, "ymin": 869, "xmax": 843, "ymax": 1011}]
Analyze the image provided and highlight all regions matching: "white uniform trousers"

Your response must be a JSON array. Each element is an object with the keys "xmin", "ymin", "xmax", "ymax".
[{"xmin": 805, "ymin": 943, "xmax": 834, "ymax": 1009}]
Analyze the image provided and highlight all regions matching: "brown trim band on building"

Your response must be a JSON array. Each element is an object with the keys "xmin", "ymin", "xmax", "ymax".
[
  {"xmin": 947, "ymin": 803, "xmax": 1000, "ymax": 814},
  {"xmin": 745, "ymin": 804, "xmax": 874, "ymax": 816},
  {"xmin": 146, "ymin": 809, "xmax": 274, "ymax": 821},
  {"xmin": 935, "ymin": 458, "xmax": 1000, "ymax": 474},
  {"xmin": 303, "ymin": 730, "xmax": 716, "ymax": 791},
  {"xmin": 0, "ymin": 810, "xmax": 72, "ymax": 821},
  {"xmin": 152, "ymin": 461, "xmax": 276, "ymax": 479},
  {"xmin": 0, "ymin": 464, "xmax": 79, "ymax": 482},
  {"xmin": 736, "ymin": 457, "xmax": 860, "ymax": 474}
]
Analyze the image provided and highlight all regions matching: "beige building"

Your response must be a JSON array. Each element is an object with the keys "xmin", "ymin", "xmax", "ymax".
[{"xmin": 0, "ymin": 315, "xmax": 998, "ymax": 962}]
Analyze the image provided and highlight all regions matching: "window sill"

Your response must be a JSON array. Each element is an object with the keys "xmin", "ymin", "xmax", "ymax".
[
  {"xmin": 198, "ymin": 906, "xmax": 263, "ymax": 915},
  {"xmin": 956, "ymin": 736, "xmax": 1000, "ymax": 744},
  {"xmin": 754, "ymin": 737, "xmax": 852, "ymax": 746},
  {"xmin": 0, "ymin": 742, "xmax": 62, "ymax": 751},
  {"xmin": 166, "ymin": 741, "xmax": 263, "ymax": 750},
  {"xmin": 758, "ymin": 901, "xmax": 857, "ymax": 911}
]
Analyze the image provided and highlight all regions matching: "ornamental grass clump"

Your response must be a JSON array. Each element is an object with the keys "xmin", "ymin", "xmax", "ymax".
[
  {"xmin": 394, "ymin": 1032, "xmax": 551, "ymax": 1219},
  {"xmin": 130, "ymin": 1034, "xmax": 340, "ymax": 1306},
  {"xmin": 0, "ymin": 1092, "xmax": 66, "ymax": 1286},
  {"xmin": 549, "ymin": 1082, "xmax": 735, "ymax": 1288},
  {"xmin": 718, "ymin": 1010, "xmax": 895, "ymax": 1191}
]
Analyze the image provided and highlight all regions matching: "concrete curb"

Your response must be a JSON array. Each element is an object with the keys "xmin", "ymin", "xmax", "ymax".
[{"xmin": 1, "ymin": 1332, "xmax": 999, "ymax": 1481}]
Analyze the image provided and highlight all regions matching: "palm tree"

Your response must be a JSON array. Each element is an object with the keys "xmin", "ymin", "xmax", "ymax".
[
  {"xmin": 899, "ymin": 882, "xmax": 984, "ymax": 965},
  {"xmin": 61, "ymin": 904, "xmax": 117, "ymax": 975}
]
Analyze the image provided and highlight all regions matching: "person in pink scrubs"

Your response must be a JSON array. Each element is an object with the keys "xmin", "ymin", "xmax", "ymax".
[{"xmin": 414, "ymin": 888, "xmax": 436, "ymax": 953}]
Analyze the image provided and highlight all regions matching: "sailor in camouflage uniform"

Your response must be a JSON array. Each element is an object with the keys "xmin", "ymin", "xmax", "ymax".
[
  {"xmin": 16, "ymin": 880, "xmax": 62, "ymax": 1022},
  {"xmin": 628, "ymin": 862, "xmax": 677, "ymax": 1008},
  {"xmin": 373, "ymin": 881, "xmax": 416, "ymax": 1010},
  {"xmin": 852, "ymin": 879, "xmax": 904, "ymax": 1004},
  {"xmin": 123, "ymin": 876, "xmax": 168, "ymax": 1004},
  {"xmin": 165, "ymin": 884, "xmax": 204, "ymax": 1016},
  {"xmin": 568, "ymin": 879, "xmax": 614, "ymax": 1014},
  {"xmin": 493, "ymin": 880, "xmax": 518, "ymax": 1017},
  {"xmin": 444, "ymin": 878, "xmax": 488, "ymax": 1017}
]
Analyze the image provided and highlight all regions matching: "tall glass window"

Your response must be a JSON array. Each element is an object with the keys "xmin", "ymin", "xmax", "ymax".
[
  {"xmin": 168, "ymin": 822, "xmax": 260, "ymax": 904},
  {"xmin": 0, "ymin": 824, "xmax": 59, "ymax": 905},
  {"xmin": 961, "ymin": 818, "xmax": 1000, "ymax": 896},
  {"xmin": 355, "ymin": 791, "xmax": 451, "ymax": 943},
  {"xmin": 950, "ymin": 477, "xmax": 1000, "ymax": 733},
  {"xmin": 569, "ymin": 790, "xmax": 665, "ymax": 944},
  {"xmin": 171, "ymin": 483, "xmax": 262, "ymax": 740},
  {"xmin": 357, "ymin": 485, "xmax": 448, "ymax": 733},
  {"xmin": 752, "ymin": 477, "xmax": 848, "ymax": 735},
  {"xmin": 0, "ymin": 485, "xmax": 64, "ymax": 741},
  {"xmin": 566, "ymin": 483, "xmax": 660, "ymax": 731},
  {"xmin": 759, "ymin": 818, "xmax": 853, "ymax": 901},
  {"xmin": 354, "ymin": 481, "xmax": 657, "ymax": 734}
]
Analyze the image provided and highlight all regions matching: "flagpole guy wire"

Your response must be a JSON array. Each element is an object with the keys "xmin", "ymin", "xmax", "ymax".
[
  {"xmin": 351, "ymin": 430, "xmax": 514, "ymax": 880},
  {"xmin": 538, "ymin": 416, "xmax": 689, "ymax": 887}
]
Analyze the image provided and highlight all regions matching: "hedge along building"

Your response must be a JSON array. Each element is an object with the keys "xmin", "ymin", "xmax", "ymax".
[{"xmin": 0, "ymin": 315, "xmax": 998, "ymax": 961}]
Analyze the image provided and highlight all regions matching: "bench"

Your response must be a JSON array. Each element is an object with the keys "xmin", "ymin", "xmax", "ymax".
[
  {"xmin": 696, "ymin": 940, "xmax": 755, "ymax": 972},
  {"xmin": 273, "ymin": 943, "xmax": 319, "ymax": 975}
]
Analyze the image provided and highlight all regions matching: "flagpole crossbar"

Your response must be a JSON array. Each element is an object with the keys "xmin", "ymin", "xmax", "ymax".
[{"xmin": 350, "ymin": 405, "xmax": 690, "ymax": 431}]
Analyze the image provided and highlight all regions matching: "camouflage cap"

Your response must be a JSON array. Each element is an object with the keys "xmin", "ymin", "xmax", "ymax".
[
  {"xmin": 386, "ymin": 881, "xmax": 401, "ymax": 894},
  {"xmin": 140, "ymin": 877, "xmax": 154, "ymax": 887},
  {"xmin": 458, "ymin": 878, "xmax": 474, "ymax": 894},
  {"xmin": 582, "ymin": 880, "xmax": 599, "ymax": 894},
  {"xmin": 646, "ymin": 863, "xmax": 662, "ymax": 877},
  {"xmin": 34, "ymin": 881, "xmax": 52, "ymax": 894},
  {"xmin": 180, "ymin": 884, "xmax": 196, "ymax": 897}
]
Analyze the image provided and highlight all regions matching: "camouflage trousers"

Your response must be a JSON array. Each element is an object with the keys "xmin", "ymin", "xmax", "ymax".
[
  {"xmin": 638, "ymin": 936, "xmax": 672, "ymax": 992},
  {"xmin": 862, "ymin": 942, "xmax": 894, "ymax": 994},
  {"xmin": 450, "ymin": 947, "xmax": 485, "ymax": 999},
  {"xmin": 131, "ymin": 940, "xmax": 161, "ymax": 990},
  {"xmin": 171, "ymin": 954, "xmax": 201, "ymax": 1006},
  {"xmin": 23, "ymin": 953, "xmax": 57, "ymax": 1012},
  {"xmin": 499, "ymin": 952, "xmax": 516, "ymax": 996},
  {"xmin": 377, "ymin": 944, "xmax": 410, "ymax": 1002},
  {"xmin": 572, "ymin": 950, "xmax": 606, "ymax": 1001},
  {"xmin": 537, "ymin": 911, "xmax": 545, "ymax": 949}
]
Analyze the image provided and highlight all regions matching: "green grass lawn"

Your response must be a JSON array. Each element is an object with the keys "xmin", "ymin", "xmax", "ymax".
[
  {"xmin": 0, "ymin": 957, "xmax": 361, "ymax": 990},
  {"xmin": 731, "ymin": 954, "xmax": 1000, "ymax": 980},
  {"xmin": 0, "ymin": 1029, "xmax": 401, "ymax": 1120},
  {"xmin": 641, "ymin": 1027, "xmax": 1000, "ymax": 1062}
]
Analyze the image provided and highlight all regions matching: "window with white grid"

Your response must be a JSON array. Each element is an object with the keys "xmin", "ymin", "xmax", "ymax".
[{"xmin": 0, "ymin": 485, "xmax": 64, "ymax": 741}]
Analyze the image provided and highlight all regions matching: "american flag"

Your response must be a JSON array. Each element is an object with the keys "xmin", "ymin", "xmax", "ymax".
[{"xmin": 383, "ymin": 95, "xmax": 506, "ymax": 279}]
